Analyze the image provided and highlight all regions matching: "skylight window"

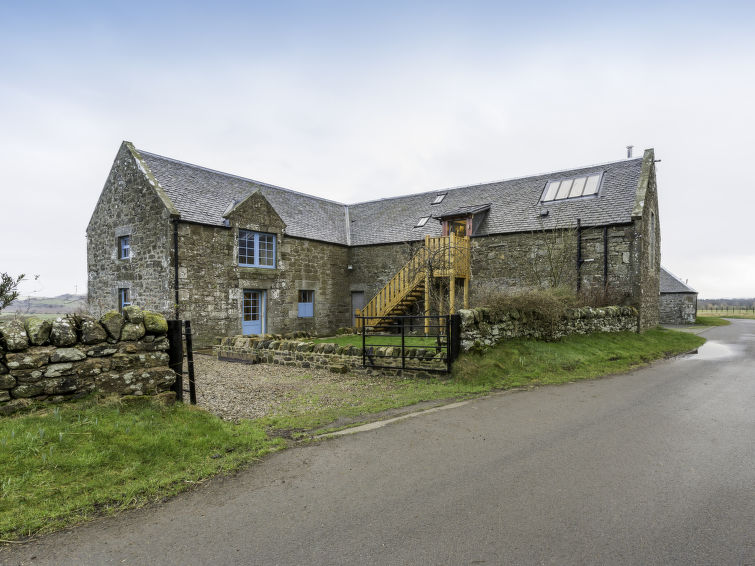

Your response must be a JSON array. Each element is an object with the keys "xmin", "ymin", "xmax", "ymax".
[
  {"xmin": 431, "ymin": 193, "xmax": 446, "ymax": 205},
  {"xmin": 542, "ymin": 173, "xmax": 602, "ymax": 202},
  {"xmin": 415, "ymin": 216, "xmax": 430, "ymax": 228}
]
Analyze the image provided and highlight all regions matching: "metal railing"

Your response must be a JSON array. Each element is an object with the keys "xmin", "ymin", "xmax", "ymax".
[{"xmin": 357, "ymin": 314, "xmax": 461, "ymax": 373}]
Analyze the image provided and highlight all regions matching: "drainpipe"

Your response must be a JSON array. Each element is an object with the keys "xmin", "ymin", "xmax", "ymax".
[
  {"xmin": 576, "ymin": 218, "xmax": 583, "ymax": 293},
  {"xmin": 603, "ymin": 226, "xmax": 609, "ymax": 288},
  {"xmin": 172, "ymin": 217, "xmax": 180, "ymax": 320}
]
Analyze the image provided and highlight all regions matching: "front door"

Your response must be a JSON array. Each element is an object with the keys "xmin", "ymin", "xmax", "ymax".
[
  {"xmin": 242, "ymin": 289, "xmax": 265, "ymax": 335},
  {"xmin": 351, "ymin": 291, "xmax": 365, "ymax": 326}
]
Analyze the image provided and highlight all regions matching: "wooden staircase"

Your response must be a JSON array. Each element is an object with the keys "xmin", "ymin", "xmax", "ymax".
[{"xmin": 356, "ymin": 234, "xmax": 471, "ymax": 330}]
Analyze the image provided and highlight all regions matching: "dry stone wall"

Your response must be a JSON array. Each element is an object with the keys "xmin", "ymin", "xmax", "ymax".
[
  {"xmin": 0, "ymin": 307, "xmax": 175, "ymax": 415},
  {"xmin": 459, "ymin": 306, "xmax": 638, "ymax": 351},
  {"xmin": 216, "ymin": 335, "xmax": 447, "ymax": 377}
]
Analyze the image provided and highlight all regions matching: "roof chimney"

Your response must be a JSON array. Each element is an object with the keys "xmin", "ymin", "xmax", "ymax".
[{"xmin": 626, "ymin": 145, "xmax": 634, "ymax": 158}]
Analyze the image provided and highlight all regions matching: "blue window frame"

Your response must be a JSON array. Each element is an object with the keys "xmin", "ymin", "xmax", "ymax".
[
  {"xmin": 118, "ymin": 288, "xmax": 131, "ymax": 312},
  {"xmin": 298, "ymin": 290, "xmax": 314, "ymax": 318},
  {"xmin": 119, "ymin": 235, "xmax": 130, "ymax": 259},
  {"xmin": 239, "ymin": 230, "xmax": 276, "ymax": 268}
]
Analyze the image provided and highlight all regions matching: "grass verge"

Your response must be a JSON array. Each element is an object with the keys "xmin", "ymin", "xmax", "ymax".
[
  {"xmin": 0, "ymin": 396, "xmax": 283, "ymax": 540},
  {"xmin": 697, "ymin": 310, "xmax": 755, "ymax": 319},
  {"xmin": 0, "ymin": 327, "xmax": 704, "ymax": 541},
  {"xmin": 695, "ymin": 316, "xmax": 731, "ymax": 326},
  {"xmin": 453, "ymin": 327, "xmax": 705, "ymax": 388}
]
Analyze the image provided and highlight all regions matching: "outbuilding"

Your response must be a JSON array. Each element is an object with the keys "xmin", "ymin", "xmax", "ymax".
[{"xmin": 659, "ymin": 267, "xmax": 698, "ymax": 324}]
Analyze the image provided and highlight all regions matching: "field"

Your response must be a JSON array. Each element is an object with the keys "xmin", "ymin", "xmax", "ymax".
[{"xmin": 697, "ymin": 308, "xmax": 755, "ymax": 319}]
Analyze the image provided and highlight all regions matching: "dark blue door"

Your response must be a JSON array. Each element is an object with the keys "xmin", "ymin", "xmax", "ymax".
[{"xmin": 242, "ymin": 290, "xmax": 265, "ymax": 335}]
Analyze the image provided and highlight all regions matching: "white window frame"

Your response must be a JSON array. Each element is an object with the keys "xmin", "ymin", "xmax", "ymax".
[{"xmin": 239, "ymin": 230, "xmax": 276, "ymax": 268}]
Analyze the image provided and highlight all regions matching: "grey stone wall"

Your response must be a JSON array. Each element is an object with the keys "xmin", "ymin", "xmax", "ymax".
[
  {"xmin": 636, "ymin": 173, "xmax": 661, "ymax": 330},
  {"xmin": 0, "ymin": 309, "xmax": 175, "ymax": 415},
  {"xmin": 87, "ymin": 144, "xmax": 174, "ymax": 317},
  {"xmin": 177, "ymin": 192, "xmax": 352, "ymax": 347},
  {"xmin": 458, "ymin": 306, "xmax": 639, "ymax": 351},
  {"xmin": 216, "ymin": 335, "xmax": 446, "ymax": 376},
  {"xmin": 660, "ymin": 293, "xmax": 697, "ymax": 324}
]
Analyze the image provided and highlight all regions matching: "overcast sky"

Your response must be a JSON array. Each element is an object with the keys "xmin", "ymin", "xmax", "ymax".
[{"xmin": 1, "ymin": 0, "xmax": 754, "ymax": 299}]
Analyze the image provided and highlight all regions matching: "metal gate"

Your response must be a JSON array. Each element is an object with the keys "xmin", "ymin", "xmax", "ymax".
[{"xmin": 356, "ymin": 314, "xmax": 461, "ymax": 373}]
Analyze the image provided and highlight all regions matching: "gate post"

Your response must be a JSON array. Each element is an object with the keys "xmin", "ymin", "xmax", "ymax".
[
  {"xmin": 448, "ymin": 314, "xmax": 461, "ymax": 370},
  {"xmin": 167, "ymin": 319, "xmax": 184, "ymax": 402}
]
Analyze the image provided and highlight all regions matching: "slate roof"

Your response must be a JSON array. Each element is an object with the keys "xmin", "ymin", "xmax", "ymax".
[
  {"xmin": 135, "ymin": 145, "xmax": 645, "ymax": 247},
  {"xmin": 660, "ymin": 267, "xmax": 697, "ymax": 294},
  {"xmin": 137, "ymin": 150, "xmax": 349, "ymax": 245}
]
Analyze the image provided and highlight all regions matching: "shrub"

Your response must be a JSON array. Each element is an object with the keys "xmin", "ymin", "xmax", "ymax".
[{"xmin": 477, "ymin": 287, "xmax": 577, "ymax": 326}]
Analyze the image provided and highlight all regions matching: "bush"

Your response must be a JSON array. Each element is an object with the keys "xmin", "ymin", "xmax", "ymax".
[{"xmin": 478, "ymin": 287, "xmax": 577, "ymax": 325}]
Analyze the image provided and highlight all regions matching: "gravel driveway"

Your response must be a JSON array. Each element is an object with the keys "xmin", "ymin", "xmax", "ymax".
[{"xmin": 185, "ymin": 354, "xmax": 358, "ymax": 422}]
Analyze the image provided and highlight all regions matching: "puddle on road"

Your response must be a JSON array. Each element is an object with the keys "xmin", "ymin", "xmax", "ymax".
[{"xmin": 683, "ymin": 340, "xmax": 742, "ymax": 361}]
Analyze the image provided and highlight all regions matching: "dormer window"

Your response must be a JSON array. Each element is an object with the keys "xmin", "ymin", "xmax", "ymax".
[
  {"xmin": 542, "ymin": 173, "xmax": 602, "ymax": 202},
  {"xmin": 414, "ymin": 216, "xmax": 430, "ymax": 228},
  {"xmin": 431, "ymin": 193, "xmax": 446, "ymax": 205}
]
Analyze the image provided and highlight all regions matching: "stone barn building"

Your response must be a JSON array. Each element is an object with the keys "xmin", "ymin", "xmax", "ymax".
[
  {"xmin": 659, "ymin": 267, "xmax": 698, "ymax": 324},
  {"xmin": 87, "ymin": 142, "xmax": 661, "ymax": 347}
]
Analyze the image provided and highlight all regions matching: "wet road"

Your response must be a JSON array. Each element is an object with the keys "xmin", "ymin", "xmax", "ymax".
[{"xmin": 3, "ymin": 320, "xmax": 754, "ymax": 565}]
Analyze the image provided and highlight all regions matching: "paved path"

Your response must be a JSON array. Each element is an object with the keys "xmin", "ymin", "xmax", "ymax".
[{"xmin": 3, "ymin": 321, "xmax": 754, "ymax": 565}]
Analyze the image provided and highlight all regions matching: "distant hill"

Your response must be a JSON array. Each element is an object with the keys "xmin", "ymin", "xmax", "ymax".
[{"xmin": 3, "ymin": 294, "xmax": 87, "ymax": 314}]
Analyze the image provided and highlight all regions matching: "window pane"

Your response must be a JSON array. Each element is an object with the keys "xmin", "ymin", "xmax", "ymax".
[
  {"xmin": 258, "ymin": 234, "xmax": 275, "ymax": 267},
  {"xmin": 555, "ymin": 179, "xmax": 572, "ymax": 200},
  {"xmin": 583, "ymin": 174, "xmax": 600, "ymax": 195},
  {"xmin": 569, "ymin": 177, "xmax": 587, "ymax": 197},
  {"xmin": 239, "ymin": 230, "xmax": 255, "ymax": 265},
  {"xmin": 542, "ymin": 181, "xmax": 559, "ymax": 201},
  {"xmin": 415, "ymin": 217, "xmax": 429, "ymax": 227}
]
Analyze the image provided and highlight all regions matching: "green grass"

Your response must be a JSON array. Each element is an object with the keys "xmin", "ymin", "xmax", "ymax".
[
  {"xmin": 265, "ymin": 328, "xmax": 704, "ymax": 433},
  {"xmin": 0, "ymin": 327, "xmax": 704, "ymax": 541},
  {"xmin": 309, "ymin": 334, "xmax": 441, "ymax": 347},
  {"xmin": 0, "ymin": 396, "xmax": 283, "ymax": 540},
  {"xmin": 452, "ymin": 328, "xmax": 705, "ymax": 388},
  {"xmin": 694, "ymin": 316, "xmax": 731, "ymax": 326}
]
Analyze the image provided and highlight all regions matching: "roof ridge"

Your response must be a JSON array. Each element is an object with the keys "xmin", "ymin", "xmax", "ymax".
[
  {"xmin": 347, "ymin": 156, "xmax": 644, "ymax": 206},
  {"xmin": 136, "ymin": 148, "xmax": 348, "ymax": 207}
]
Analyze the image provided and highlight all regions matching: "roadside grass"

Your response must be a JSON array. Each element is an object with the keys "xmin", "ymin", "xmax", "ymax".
[
  {"xmin": 694, "ymin": 316, "xmax": 731, "ymax": 326},
  {"xmin": 0, "ymin": 327, "xmax": 704, "ymax": 541},
  {"xmin": 308, "ymin": 334, "xmax": 441, "ymax": 347},
  {"xmin": 264, "ymin": 328, "xmax": 704, "ymax": 433},
  {"xmin": 452, "ymin": 327, "xmax": 705, "ymax": 388},
  {"xmin": 0, "ymin": 396, "xmax": 283, "ymax": 540}
]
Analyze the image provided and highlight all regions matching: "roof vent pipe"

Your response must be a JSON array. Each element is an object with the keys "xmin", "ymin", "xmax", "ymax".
[{"xmin": 626, "ymin": 145, "xmax": 633, "ymax": 158}]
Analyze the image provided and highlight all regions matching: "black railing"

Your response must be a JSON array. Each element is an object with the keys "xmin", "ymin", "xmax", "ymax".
[{"xmin": 357, "ymin": 314, "xmax": 461, "ymax": 373}]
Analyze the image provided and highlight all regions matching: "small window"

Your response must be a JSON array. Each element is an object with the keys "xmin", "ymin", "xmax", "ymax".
[
  {"xmin": 118, "ymin": 288, "xmax": 131, "ymax": 312},
  {"xmin": 239, "ymin": 230, "xmax": 276, "ymax": 268},
  {"xmin": 431, "ymin": 193, "xmax": 446, "ymax": 205},
  {"xmin": 118, "ymin": 235, "xmax": 130, "ymax": 259},
  {"xmin": 542, "ymin": 173, "xmax": 602, "ymax": 202},
  {"xmin": 415, "ymin": 216, "xmax": 429, "ymax": 228},
  {"xmin": 298, "ymin": 290, "xmax": 314, "ymax": 318}
]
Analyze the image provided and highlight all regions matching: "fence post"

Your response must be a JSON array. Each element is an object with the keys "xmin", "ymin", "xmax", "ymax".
[
  {"xmin": 184, "ymin": 320, "xmax": 196, "ymax": 405},
  {"xmin": 401, "ymin": 317, "xmax": 406, "ymax": 370},
  {"xmin": 167, "ymin": 320, "xmax": 183, "ymax": 402},
  {"xmin": 448, "ymin": 314, "xmax": 461, "ymax": 371}
]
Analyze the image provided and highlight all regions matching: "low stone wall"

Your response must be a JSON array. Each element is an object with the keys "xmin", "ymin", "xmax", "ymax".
[
  {"xmin": 459, "ymin": 306, "xmax": 638, "ymax": 351},
  {"xmin": 216, "ymin": 335, "xmax": 447, "ymax": 376},
  {"xmin": 0, "ymin": 307, "xmax": 176, "ymax": 415}
]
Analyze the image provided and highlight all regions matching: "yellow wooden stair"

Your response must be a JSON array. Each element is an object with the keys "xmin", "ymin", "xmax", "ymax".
[{"xmin": 356, "ymin": 234, "xmax": 471, "ymax": 330}]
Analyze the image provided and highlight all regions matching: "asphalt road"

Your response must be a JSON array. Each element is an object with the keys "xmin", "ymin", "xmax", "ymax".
[{"xmin": 3, "ymin": 320, "xmax": 754, "ymax": 566}]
